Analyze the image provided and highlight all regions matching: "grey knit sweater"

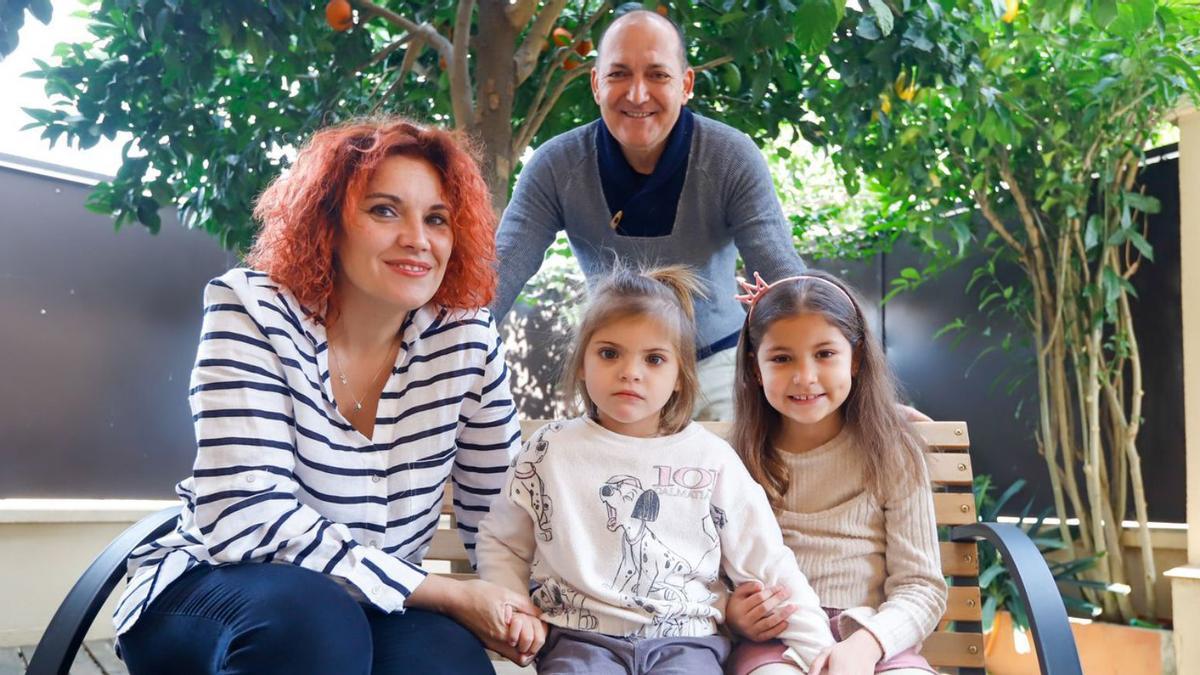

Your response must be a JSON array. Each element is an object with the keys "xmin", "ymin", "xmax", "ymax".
[{"xmin": 492, "ymin": 113, "xmax": 805, "ymax": 351}]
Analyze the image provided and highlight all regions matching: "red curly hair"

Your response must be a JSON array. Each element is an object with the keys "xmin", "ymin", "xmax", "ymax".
[{"xmin": 248, "ymin": 117, "xmax": 498, "ymax": 319}]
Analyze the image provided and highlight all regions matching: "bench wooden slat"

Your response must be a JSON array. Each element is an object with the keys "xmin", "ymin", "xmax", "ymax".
[
  {"xmin": 430, "ymin": 529, "xmax": 983, "ymax": 579},
  {"xmin": 933, "ymin": 492, "xmax": 977, "ymax": 525},
  {"xmin": 428, "ymin": 527, "xmax": 470, "ymax": 562},
  {"xmin": 921, "ymin": 630, "xmax": 986, "ymax": 668},
  {"xmin": 943, "ymin": 586, "xmax": 983, "ymax": 622},
  {"xmin": 927, "ymin": 452, "xmax": 974, "ymax": 486},
  {"xmin": 913, "ymin": 421, "xmax": 971, "ymax": 449},
  {"xmin": 941, "ymin": 541, "xmax": 980, "ymax": 576}
]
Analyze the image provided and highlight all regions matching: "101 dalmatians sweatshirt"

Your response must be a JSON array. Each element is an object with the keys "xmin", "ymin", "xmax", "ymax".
[{"xmin": 476, "ymin": 417, "xmax": 836, "ymax": 671}]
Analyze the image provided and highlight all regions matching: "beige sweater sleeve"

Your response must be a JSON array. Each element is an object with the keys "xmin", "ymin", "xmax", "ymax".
[
  {"xmin": 837, "ymin": 481, "xmax": 946, "ymax": 659},
  {"xmin": 716, "ymin": 457, "xmax": 837, "ymax": 672}
]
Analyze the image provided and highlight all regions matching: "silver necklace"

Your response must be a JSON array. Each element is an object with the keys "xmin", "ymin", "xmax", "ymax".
[{"xmin": 328, "ymin": 337, "xmax": 398, "ymax": 414}]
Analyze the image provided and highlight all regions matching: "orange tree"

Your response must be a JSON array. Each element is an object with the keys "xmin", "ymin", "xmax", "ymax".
[
  {"xmin": 20, "ymin": 0, "xmax": 988, "ymax": 250},
  {"xmin": 806, "ymin": 0, "xmax": 1200, "ymax": 621}
]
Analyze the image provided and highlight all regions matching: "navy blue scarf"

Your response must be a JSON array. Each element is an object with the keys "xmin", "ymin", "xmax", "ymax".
[{"xmin": 595, "ymin": 106, "xmax": 694, "ymax": 237}]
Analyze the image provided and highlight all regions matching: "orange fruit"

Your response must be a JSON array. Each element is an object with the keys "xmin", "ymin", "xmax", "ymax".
[
  {"xmin": 325, "ymin": 0, "xmax": 352, "ymax": 31},
  {"xmin": 575, "ymin": 38, "xmax": 593, "ymax": 57},
  {"xmin": 552, "ymin": 26, "xmax": 573, "ymax": 47},
  {"xmin": 656, "ymin": 4, "xmax": 668, "ymax": 16},
  {"xmin": 564, "ymin": 55, "xmax": 583, "ymax": 70}
]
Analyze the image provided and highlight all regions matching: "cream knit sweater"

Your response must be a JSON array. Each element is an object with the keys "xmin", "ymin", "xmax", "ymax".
[{"xmin": 777, "ymin": 427, "xmax": 947, "ymax": 660}]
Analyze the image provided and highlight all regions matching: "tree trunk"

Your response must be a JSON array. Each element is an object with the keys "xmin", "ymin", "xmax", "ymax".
[{"xmin": 471, "ymin": 0, "xmax": 518, "ymax": 211}]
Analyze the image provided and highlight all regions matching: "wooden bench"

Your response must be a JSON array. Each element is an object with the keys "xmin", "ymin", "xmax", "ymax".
[{"xmin": 27, "ymin": 421, "xmax": 1083, "ymax": 675}]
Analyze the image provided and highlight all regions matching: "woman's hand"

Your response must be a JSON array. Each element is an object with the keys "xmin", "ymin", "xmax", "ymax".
[
  {"xmin": 725, "ymin": 581, "xmax": 797, "ymax": 642},
  {"xmin": 408, "ymin": 576, "xmax": 543, "ymax": 665},
  {"xmin": 808, "ymin": 629, "xmax": 883, "ymax": 675}
]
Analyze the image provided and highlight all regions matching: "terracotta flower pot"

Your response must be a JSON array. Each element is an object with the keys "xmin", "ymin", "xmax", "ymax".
[{"xmin": 982, "ymin": 610, "xmax": 1173, "ymax": 674}]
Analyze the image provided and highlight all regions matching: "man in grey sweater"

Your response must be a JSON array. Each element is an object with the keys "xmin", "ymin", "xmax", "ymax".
[{"xmin": 492, "ymin": 6, "xmax": 805, "ymax": 419}]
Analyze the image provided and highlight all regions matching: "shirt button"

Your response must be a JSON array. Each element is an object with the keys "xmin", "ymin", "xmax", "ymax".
[
  {"xmin": 373, "ymin": 585, "xmax": 383, "ymax": 595},
  {"xmin": 371, "ymin": 475, "xmax": 382, "ymax": 483},
  {"xmin": 368, "ymin": 540, "xmax": 379, "ymax": 548},
  {"xmin": 245, "ymin": 475, "xmax": 256, "ymax": 484}
]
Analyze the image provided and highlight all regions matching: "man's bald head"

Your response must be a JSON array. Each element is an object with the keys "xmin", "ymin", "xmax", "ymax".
[{"xmin": 597, "ymin": 7, "xmax": 689, "ymax": 71}]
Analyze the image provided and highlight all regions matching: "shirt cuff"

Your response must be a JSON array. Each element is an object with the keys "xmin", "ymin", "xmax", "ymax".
[
  {"xmin": 836, "ymin": 606, "xmax": 910, "ymax": 661},
  {"xmin": 343, "ymin": 545, "xmax": 430, "ymax": 613}
]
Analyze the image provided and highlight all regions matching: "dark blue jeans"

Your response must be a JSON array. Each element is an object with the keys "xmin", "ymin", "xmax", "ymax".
[{"xmin": 117, "ymin": 563, "xmax": 494, "ymax": 675}]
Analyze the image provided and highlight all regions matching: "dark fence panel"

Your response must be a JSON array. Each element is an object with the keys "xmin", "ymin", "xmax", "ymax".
[
  {"xmin": 0, "ymin": 158, "xmax": 235, "ymax": 498},
  {"xmin": 884, "ymin": 146, "xmax": 1184, "ymax": 522},
  {"xmin": 0, "ymin": 151, "xmax": 1184, "ymax": 521}
]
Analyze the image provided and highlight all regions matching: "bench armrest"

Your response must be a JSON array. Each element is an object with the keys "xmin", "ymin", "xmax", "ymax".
[
  {"xmin": 27, "ymin": 506, "xmax": 182, "ymax": 675},
  {"xmin": 950, "ymin": 521, "xmax": 1083, "ymax": 675}
]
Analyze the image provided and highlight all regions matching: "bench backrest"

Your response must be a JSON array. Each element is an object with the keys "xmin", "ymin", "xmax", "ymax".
[{"xmin": 430, "ymin": 420, "xmax": 982, "ymax": 671}]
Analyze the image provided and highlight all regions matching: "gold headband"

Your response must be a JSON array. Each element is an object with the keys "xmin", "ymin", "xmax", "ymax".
[{"xmin": 735, "ymin": 272, "xmax": 858, "ymax": 319}]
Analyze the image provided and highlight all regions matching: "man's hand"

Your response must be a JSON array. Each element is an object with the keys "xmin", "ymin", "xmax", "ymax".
[
  {"xmin": 725, "ymin": 580, "xmax": 797, "ymax": 642},
  {"xmin": 808, "ymin": 629, "xmax": 883, "ymax": 675}
]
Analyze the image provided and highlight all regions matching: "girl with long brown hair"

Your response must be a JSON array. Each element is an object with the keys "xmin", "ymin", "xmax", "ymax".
[{"xmin": 724, "ymin": 271, "xmax": 947, "ymax": 675}]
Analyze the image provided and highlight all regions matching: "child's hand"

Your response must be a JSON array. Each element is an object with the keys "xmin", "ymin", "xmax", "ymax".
[
  {"xmin": 725, "ymin": 580, "xmax": 797, "ymax": 641},
  {"xmin": 808, "ymin": 629, "xmax": 883, "ymax": 675},
  {"xmin": 505, "ymin": 609, "xmax": 547, "ymax": 664}
]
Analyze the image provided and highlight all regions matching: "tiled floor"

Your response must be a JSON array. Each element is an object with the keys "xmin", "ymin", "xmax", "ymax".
[
  {"xmin": 4, "ymin": 639, "xmax": 534, "ymax": 674},
  {"xmin": 2, "ymin": 639, "xmax": 123, "ymax": 674}
]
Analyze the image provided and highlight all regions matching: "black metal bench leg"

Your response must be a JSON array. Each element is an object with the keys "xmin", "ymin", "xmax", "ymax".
[{"xmin": 26, "ymin": 506, "xmax": 181, "ymax": 675}]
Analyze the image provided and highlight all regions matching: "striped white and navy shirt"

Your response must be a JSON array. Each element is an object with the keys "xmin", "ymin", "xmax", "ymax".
[{"xmin": 114, "ymin": 268, "xmax": 521, "ymax": 635}]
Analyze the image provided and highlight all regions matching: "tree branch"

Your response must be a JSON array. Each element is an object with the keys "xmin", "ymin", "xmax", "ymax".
[
  {"xmin": 515, "ymin": 60, "xmax": 593, "ymax": 156},
  {"xmin": 360, "ymin": 32, "xmax": 417, "ymax": 71},
  {"xmin": 514, "ymin": 0, "xmax": 572, "ymax": 87},
  {"xmin": 354, "ymin": 0, "xmax": 453, "ymax": 61},
  {"xmin": 694, "ymin": 54, "xmax": 734, "ymax": 72},
  {"xmin": 950, "ymin": 150, "xmax": 1025, "ymax": 259},
  {"xmin": 450, "ymin": 0, "xmax": 476, "ymax": 128},
  {"xmin": 506, "ymin": 0, "xmax": 540, "ymax": 29},
  {"xmin": 370, "ymin": 36, "xmax": 426, "ymax": 115},
  {"xmin": 998, "ymin": 152, "xmax": 1057, "ymax": 318}
]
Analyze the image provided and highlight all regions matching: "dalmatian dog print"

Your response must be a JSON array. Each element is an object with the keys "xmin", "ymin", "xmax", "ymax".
[{"xmin": 510, "ymin": 423, "xmax": 559, "ymax": 541}]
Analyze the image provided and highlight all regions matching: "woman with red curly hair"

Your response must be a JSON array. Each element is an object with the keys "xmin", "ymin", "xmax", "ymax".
[{"xmin": 113, "ymin": 118, "xmax": 541, "ymax": 674}]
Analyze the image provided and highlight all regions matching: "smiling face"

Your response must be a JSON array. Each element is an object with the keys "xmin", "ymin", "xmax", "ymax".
[
  {"xmin": 591, "ymin": 13, "xmax": 694, "ymax": 173},
  {"xmin": 334, "ymin": 155, "xmax": 453, "ymax": 314},
  {"xmin": 755, "ymin": 312, "xmax": 857, "ymax": 450},
  {"xmin": 581, "ymin": 313, "xmax": 681, "ymax": 438}
]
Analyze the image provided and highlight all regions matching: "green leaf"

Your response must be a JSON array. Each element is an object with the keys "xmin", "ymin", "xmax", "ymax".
[
  {"xmin": 867, "ymin": 0, "xmax": 894, "ymax": 36},
  {"xmin": 1127, "ymin": 230, "xmax": 1154, "ymax": 262},
  {"xmin": 29, "ymin": 0, "xmax": 53, "ymax": 23},
  {"xmin": 979, "ymin": 564, "xmax": 1006, "ymax": 588},
  {"xmin": 1092, "ymin": 0, "xmax": 1118, "ymax": 28},
  {"xmin": 1084, "ymin": 215, "xmax": 1100, "ymax": 250},
  {"xmin": 791, "ymin": 0, "xmax": 840, "ymax": 54},
  {"xmin": 1124, "ymin": 191, "xmax": 1161, "ymax": 214},
  {"xmin": 1102, "ymin": 266, "xmax": 1124, "ymax": 307}
]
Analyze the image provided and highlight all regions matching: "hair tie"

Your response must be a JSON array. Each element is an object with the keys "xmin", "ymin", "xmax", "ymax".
[{"xmin": 735, "ymin": 272, "xmax": 858, "ymax": 319}]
